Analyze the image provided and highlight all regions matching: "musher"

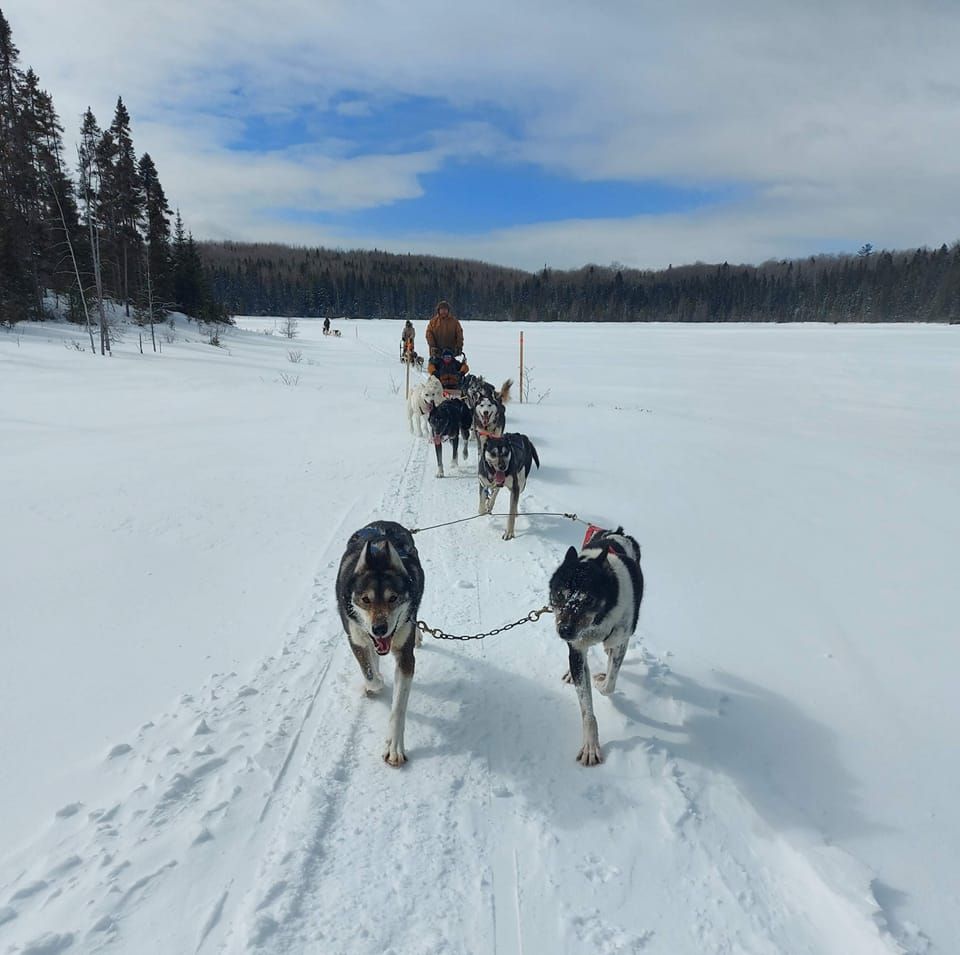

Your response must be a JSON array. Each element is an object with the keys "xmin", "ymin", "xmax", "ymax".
[{"xmin": 425, "ymin": 300, "xmax": 463, "ymax": 359}]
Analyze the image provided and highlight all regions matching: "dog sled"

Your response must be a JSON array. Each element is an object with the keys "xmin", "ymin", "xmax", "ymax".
[{"xmin": 400, "ymin": 345, "xmax": 424, "ymax": 369}]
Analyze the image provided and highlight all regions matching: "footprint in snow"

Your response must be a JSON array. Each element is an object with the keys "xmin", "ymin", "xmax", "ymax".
[
  {"xmin": 19, "ymin": 931, "xmax": 75, "ymax": 954},
  {"xmin": 191, "ymin": 827, "xmax": 215, "ymax": 847},
  {"xmin": 45, "ymin": 856, "xmax": 81, "ymax": 879},
  {"xmin": 581, "ymin": 853, "xmax": 621, "ymax": 884}
]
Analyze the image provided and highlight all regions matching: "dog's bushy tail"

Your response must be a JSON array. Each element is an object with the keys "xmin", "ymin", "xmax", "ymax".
[
  {"xmin": 530, "ymin": 440, "xmax": 540, "ymax": 469},
  {"xmin": 500, "ymin": 378, "xmax": 513, "ymax": 403}
]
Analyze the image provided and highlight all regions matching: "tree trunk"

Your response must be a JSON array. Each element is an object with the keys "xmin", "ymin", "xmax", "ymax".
[{"xmin": 47, "ymin": 172, "xmax": 96, "ymax": 354}]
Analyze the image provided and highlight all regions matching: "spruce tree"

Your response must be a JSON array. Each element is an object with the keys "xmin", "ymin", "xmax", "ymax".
[
  {"xmin": 102, "ymin": 97, "xmax": 142, "ymax": 313},
  {"xmin": 138, "ymin": 152, "xmax": 172, "ymax": 301},
  {"xmin": 78, "ymin": 108, "xmax": 110, "ymax": 352},
  {"xmin": 0, "ymin": 8, "xmax": 32, "ymax": 322}
]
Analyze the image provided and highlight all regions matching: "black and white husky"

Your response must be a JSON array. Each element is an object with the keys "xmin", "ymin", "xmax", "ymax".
[
  {"xmin": 548, "ymin": 527, "xmax": 643, "ymax": 766},
  {"xmin": 478, "ymin": 432, "xmax": 539, "ymax": 540},
  {"xmin": 428, "ymin": 397, "xmax": 472, "ymax": 477},
  {"xmin": 336, "ymin": 521, "xmax": 425, "ymax": 766}
]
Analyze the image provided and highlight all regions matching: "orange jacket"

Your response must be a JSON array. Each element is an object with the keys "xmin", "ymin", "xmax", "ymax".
[{"xmin": 425, "ymin": 311, "xmax": 463, "ymax": 357}]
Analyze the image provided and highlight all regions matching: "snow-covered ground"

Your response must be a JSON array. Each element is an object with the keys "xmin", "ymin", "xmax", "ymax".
[{"xmin": 1, "ymin": 312, "xmax": 957, "ymax": 954}]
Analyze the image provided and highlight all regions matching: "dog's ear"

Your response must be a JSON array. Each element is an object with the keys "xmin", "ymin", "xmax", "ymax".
[
  {"xmin": 384, "ymin": 541, "xmax": 406, "ymax": 576},
  {"xmin": 357, "ymin": 539, "xmax": 394, "ymax": 571},
  {"xmin": 354, "ymin": 541, "xmax": 372, "ymax": 573},
  {"xmin": 563, "ymin": 545, "xmax": 578, "ymax": 565}
]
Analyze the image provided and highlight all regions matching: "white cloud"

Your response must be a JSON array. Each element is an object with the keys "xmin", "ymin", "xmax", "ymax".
[
  {"xmin": 7, "ymin": 0, "xmax": 960, "ymax": 270},
  {"xmin": 335, "ymin": 99, "xmax": 373, "ymax": 118}
]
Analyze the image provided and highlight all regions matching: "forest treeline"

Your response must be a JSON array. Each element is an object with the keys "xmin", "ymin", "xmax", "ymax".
[
  {"xmin": 201, "ymin": 239, "xmax": 960, "ymax": 324},
  {"xmin": 0, "ymin": 7, "xmax": 223, "ymax": 340}
]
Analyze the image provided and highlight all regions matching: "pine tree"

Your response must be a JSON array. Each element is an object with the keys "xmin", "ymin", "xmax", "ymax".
[
  {"xmin": 78, "ymin": 107, "xmax": 110, "ymax": 353},
  {"xmin": 100, "ymin": 97, "xmax": 142, "ymax": 314},
  {"xmin": 0, "ymin": 8, "xmax": 32, "ymax": 322},
  {"xmin": 138, "ymin": 152, "xmax": 171, "ymax": 301}
]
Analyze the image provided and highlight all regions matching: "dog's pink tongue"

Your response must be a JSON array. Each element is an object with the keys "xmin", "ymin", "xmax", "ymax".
[
  {"xmin": 494, "ymin": 470, "xmax": 506, "ymax": 486},
  {"xmin": 374, "ymin": 636, "xmax": 392, "ymax": 655}
]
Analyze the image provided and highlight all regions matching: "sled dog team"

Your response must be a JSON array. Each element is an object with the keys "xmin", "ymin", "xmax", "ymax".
[{"xmin": 339, "ymin": 334, "xmax": 644, "ymax": 768}]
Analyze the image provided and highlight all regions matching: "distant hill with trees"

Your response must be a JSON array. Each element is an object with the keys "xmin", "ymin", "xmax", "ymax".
[{"xmin": 200, "ymin": 240, "xmax": 960, "ymax": 324}]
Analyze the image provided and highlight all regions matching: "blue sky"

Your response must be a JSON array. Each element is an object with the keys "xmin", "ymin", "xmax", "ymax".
[
  {"xmin": 231, "ymin": 95, "xmax": 744, "ymax": 231},
  {"xmin": 282, "ymin": 161, "xmax": 743, "ymax": 233},
  {"xmin": 8, "ymin": 0, "xmax": 960, "ymax": 271}
]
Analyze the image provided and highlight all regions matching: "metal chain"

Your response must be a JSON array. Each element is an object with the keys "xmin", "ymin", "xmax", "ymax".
[{"xmin": 416, "ymin": 605, "xmax": 553, "ymax": 641}]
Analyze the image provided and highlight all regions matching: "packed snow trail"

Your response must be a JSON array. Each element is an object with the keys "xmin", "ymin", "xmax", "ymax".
[{"xmin": 0, "ymin": 327, "xmax": 920, "ymax": 954}]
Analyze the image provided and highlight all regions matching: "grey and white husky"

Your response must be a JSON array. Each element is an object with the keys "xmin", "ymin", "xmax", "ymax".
[
  {"xmin": 548, "ymin": 527, "xmax": 643, "ymax": 766},
  {"xmin": 478, "ymin": 432, "xmax": 539, "ymax": 540},
  {"xmin": 336, "ymin": 521, "xmax": 425, "ymax": 766}
]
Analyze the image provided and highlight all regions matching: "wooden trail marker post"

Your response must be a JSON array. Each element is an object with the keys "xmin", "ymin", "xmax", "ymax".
[{"xmin": 519, "ymin": 330, "xmax": 524, "ymax": 404}]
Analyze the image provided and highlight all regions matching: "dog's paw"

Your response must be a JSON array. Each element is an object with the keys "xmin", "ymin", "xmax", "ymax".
[
  {"xmin": 501, "ymin": 531, "xmax": 514, "ymax": 541},
  {"xmin": 363, "ymin": 676, "xmax": 385, "ymax": 696},
  {"xmin": 383, "ymin": 740, "xmax": 407, "ymax": 767},
  {"xmin": 577, "ymin": 740, "xmax": 604, "ymax": 766},
  {"xmin": 561, "ymin": 669, "xmax": 573, "ymax": 684},
  {"xmin": 436, "ymin": 470, "xmax": 444, "ymax": 478},
  {"xmin": 593, "ymin": 672, "xmax": 615, "ymax": 696}
]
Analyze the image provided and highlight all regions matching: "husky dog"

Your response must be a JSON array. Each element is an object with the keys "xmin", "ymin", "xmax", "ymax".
[
  {"xmin": 407, "ymin": 375, "xmax": 445, "ymax": 436},
  {"xmin": 336, "ymin": 521, "xmax": 425, "ymax": 766},
  {"xmin": 460, "ymin": 373, "xmax": 484, "ymax": 408},
  {"xmin": 428, "ymin": 397, "xmax": 472, "ymax": 477},
  {"xmin": 549, "ymin": 527, "xmax": 643, "ymax": 766},
  {"xmin": 478, "ymin": 432, "xmax": 539, "ymax": 540},
  {"xmin": 463, "ymin": 375, "xmax": 513, "ymax": 410},
  {"xmin": 472, "ymin": 392, "xmax": 506, "ymax": 456}
]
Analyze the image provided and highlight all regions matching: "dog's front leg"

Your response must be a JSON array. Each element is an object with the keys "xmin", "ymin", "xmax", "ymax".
[
  {"xmin": 433, "ymin": 434, "xmax": 444, "ymax": 477},
  {"xmin": 450, "ymin": 434, "xmax": 459, "ymax": 469},
  {"xmin": 478, "ymin": 482, "xmax": 489, "ymax": 516},
  {"xmin": 484, "ymin": 484, "xmax": 500, "ymax": 515},
  {"xmin": 349, "ymin": 636, "xmax": 384, "ymax": 695},
  {"xmin": 595, "ymin": 635, "xmax": 628, "ymax": 696},
  {"xmin": 384, "ymin": 634, "xmax": 415, "ymax": 766},
  {"xmin": 502, "ymin": 483, "xmax": 520, "ymax": 540},
  {"xmin": 568, "ymin": 645, "xmax": 602, "ymax": 765}
]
